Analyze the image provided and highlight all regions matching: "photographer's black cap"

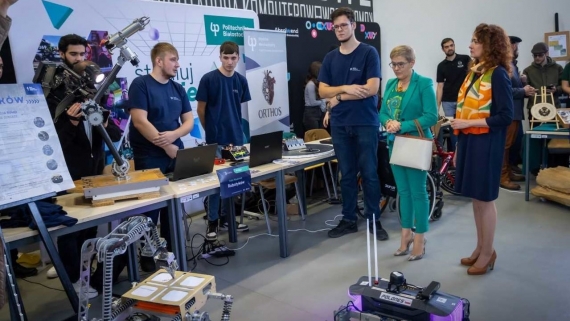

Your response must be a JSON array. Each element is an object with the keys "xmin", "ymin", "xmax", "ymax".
[{"xmin": 509, "ymin": 36, "xmax": 522, "ymax": 44}]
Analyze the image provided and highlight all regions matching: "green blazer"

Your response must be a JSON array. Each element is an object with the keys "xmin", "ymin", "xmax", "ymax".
[{"xmin": 379, "ymin": 71, "xmax": 438, "ymax": 139}]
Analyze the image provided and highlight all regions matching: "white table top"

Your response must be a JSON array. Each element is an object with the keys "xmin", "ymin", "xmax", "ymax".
[
  {"xmin": 167, "ymin": 162, "xmax": 287, "ymax": 198},
  {"xmin": 526, "ymin": 130, "xmax": 569, "ymax": 136},
  {"xmin": 2, "ymin": 187, "xmax": 172, "ymax": 243},
  {"xmin": 2, "ymin": 140, "xmax": 337, "ymax": 243}
]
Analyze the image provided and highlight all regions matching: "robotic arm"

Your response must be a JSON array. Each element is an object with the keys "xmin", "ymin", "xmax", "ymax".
[{"xmin": 78, "ymin": 216, "xmax": 178, "ymax": 321}]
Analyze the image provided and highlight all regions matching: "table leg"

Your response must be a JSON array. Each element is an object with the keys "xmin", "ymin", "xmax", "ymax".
[
  {"xmin": 525, "ymin": 133, "xmax": 530, "ymax": 201},
  {"xmin": 275, "ymin": 170, "xmax": 289, "ymax": 258},
  {"xmin": 171, "ymin": 199, "xmax": 188, "ymax": 272},
  {"xmin": 227, "ymin": 197, "xmax": 237, "ymax": 243},
  {"xmin": 126, "ymin": 244, "xmax": 139, "ymax": 282},
  {"xmin": 328, "ymin": 162, "xmax": 340, "ymax": 202},
  {"xmin": 294, "ymin": 169, "xmax": 307, "ymax": 218},
  {"xmin": 28, "ymin": 202, "xmax": 78, "ymax": 313}
]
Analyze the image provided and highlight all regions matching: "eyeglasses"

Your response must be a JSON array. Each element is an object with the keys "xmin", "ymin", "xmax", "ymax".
[
  {"xmin": 333, "ymin": 23, "xmax": 351, "ymax": 31},
  {"xmin": 532, "ymin": 53, "xmax": 545, "ymax": 58},
  {"xmin": 389, "ymin": 62, "xmax": 408, "ymax": 69}
]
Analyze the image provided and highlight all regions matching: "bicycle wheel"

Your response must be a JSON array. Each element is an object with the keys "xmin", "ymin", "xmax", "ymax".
[
  {"xmin": 441, "ymin": 169, "xmax": 461, "ymax": 195},
  {"xmin": 396, "ymin": 172, "xmax": 437, "ymax": 226}
]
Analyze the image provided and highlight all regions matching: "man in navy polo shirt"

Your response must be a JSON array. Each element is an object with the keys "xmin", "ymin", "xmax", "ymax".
[
  {"xmin": 197, "ymin": 41, "xmax": 251, "ymax": 239},
  {"xmin": 318, "ymin": 7, "xmax": 387, "ymax": 240},
  {"xmin": 128, "ymin": 42, "xmax": 194, "ymax": 269}
]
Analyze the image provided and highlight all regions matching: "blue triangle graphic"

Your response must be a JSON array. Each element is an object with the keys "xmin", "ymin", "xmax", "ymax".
[{"xmin": 42, "ymin": 0, "xmax": 73, "ymax": 30}]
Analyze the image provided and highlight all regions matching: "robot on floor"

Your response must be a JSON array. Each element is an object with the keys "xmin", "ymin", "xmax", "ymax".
[
  {"xmin": 78, "ymin": 216, "xmax": 233, "ymax": 321},
  {"xmin": 333, "ymin": 215, "xmax": 471, "ymax": 321}
]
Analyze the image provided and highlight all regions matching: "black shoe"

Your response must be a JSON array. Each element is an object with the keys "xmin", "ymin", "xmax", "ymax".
[
  {"xmin": 328, "ymin": 219, "xmax": 358, "ymax": 238},
  {"xmin": 368, "ymin": 220, "xmax": 389, "ymax": 241},
  {"xmin": 13, "ymin": 262, "xmax": 38, "ymax": 278},
  {"xmin": 219, "ymin": 220, "xmax": 249, "ymax": 232},
  {"xmin": 206, "ymin": 220, "xmax": 218, "ymax": 241}
]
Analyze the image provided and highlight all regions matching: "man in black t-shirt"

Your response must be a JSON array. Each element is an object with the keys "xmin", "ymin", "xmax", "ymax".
[{"xmin": 436, "ymin": 38, "xmax": 471, "ymax": 151}]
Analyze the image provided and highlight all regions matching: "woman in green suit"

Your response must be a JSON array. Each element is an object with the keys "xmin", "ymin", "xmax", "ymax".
[{"xmin": 379, "ymin": 46, "xmax": 438, "ymax": 261}]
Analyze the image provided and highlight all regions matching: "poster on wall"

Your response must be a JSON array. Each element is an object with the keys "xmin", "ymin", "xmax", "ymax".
[
  {"xmin": 0, "ymin": 84, "xmax": 74, "ymax": 207},
  {"xmin": 258, "ymin": 14, "xmax": 381, "ymax": 137},
  {"xmin": 243, "ymin": 28, "xmax": 289, "ymax": 137},
  {"xmin": 8, "ymin": 0, "xmax": 259, "ymax": 152}
]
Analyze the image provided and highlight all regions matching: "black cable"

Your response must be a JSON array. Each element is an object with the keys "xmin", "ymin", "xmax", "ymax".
[
  {"xmin": 20, "ymin": 277, "xmax": 64, "ymax": 292},
  {"xmin": 333, "ymin": 300, "xmax": 361, "ymax": 320}
]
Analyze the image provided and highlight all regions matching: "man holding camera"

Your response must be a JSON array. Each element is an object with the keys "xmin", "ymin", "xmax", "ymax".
[
  {"xmin": 523, "ymin": 42, "xmax": 564, "ymax": 113},
  {"xmin": 44, "ymin": 34, "xmax": 121, "ymax": 298}
]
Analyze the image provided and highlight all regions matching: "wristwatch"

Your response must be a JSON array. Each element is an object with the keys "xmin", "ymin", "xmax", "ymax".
[{"xmin": 336, "ymin": 94, "xmax": 342, "ymax": 102}]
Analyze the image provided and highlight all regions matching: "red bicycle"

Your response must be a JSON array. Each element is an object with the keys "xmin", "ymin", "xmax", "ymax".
[{"xmin": 431, "ymin": 126, "xmax": 460, "ymax": 196}]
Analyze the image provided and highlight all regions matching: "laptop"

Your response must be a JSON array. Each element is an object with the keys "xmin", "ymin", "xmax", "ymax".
[
  {"xmin": 241, "ymin": 131, "xmax": 283, "ymax": 168},
  {"xmin": 166, "ymin": 144, "xmax": 218, "ymax": 181}
]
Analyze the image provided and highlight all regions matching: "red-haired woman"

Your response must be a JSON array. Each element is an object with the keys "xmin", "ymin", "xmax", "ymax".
[{"xmin": 451, "ymin": 23, "xmax": 514, "ymax": 275}]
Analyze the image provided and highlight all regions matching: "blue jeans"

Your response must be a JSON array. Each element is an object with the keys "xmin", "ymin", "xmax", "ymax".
[
  {"xmin": 208, "ymin": 146, "xmax": 228, "ymax": 221},
  {"xmin": 331, "ymin": 126, "xmax": 381, "ymax": 222},
  {"xmin": 439, "ymin": 101, "xmax": 457, "ymax": 151},
  {"xmin": 134, "ymin": 155, "xmax": 175, "ymax": 250}
]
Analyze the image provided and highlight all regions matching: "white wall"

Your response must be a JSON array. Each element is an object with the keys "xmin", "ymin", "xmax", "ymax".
[{"xmin": 373, "ymin": 0, "xmax": 570, "ymax": 92}]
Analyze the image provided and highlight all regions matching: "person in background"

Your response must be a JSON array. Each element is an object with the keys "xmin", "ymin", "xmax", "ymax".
[
  {"xmin": 0, "ymin": 0, "xmax": 17, "ymax": 49},
  {"xmin": 318, "ymin": 7, "xmax": 387, "ymax": 240},
  {"xmin": 523, "ymin": 42, "xmax": 564, "ymax": 112},
  {"xmin": 451, "ymin": 23, "xmax": 513, "ymax": 275},
  {"xmin": 303, "ymin": 61, "xmax": 326, "ymax": 131},
  {"xmin": 44, "ymin": 34, "xmax": 122, "ymax": 297},
  {"xmin": 436, "ymin": 38, "xmax": 471, "ymax": 151},
  {"xmin": 379, "ymin": 45, "xmax": 438, "ymax": 261},
  {"xmin": 523, "ymin": 42, "xmax": 565, "ymax": 172},
  {"xmin": 501, "ymin": 36, "xmax": 535, "ymax": 190},
  {"xmin": 563, "ymin": 59, "xmax": 570, "ymax": 100},
  {"xmin": 196, "ymin": 41, "xmax": 250, "ymax": 240},
  {"xmin": 128, "ymin": 42, "xmax": 194, "ymax": 270}
]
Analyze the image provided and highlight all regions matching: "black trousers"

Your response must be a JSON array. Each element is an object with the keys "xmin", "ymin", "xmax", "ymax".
[{"xmin": 303, "ymin": 107, "xmax": 323, "ymax": 132}]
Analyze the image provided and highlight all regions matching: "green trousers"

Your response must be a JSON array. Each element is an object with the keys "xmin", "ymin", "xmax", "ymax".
[{"xmin": 391, "ymin": 164, "xmax": 430, "ymax": 233}]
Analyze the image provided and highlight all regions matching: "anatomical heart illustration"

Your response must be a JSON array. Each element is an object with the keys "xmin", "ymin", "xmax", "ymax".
[{"xmin": 263, "ymin": 70, "xmax": 276, "ymax": 105}]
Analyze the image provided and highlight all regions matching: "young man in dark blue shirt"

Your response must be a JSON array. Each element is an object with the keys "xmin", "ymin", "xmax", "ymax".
[
  {"xmin": 128, "ymin": 42, "xmax": 194, "ymax": 268},
  {"xmin": 318, "ymin": 7, "xmax": 387, "ymax": 240},
  {"xmin": 197, "ymin": 41, "xmax": 251, "ymax": 239}
]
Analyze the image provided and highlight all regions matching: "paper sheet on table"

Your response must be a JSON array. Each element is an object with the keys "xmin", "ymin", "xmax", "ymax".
[
  {"xmin": 162, "ymin": 290, "xmax": 188, "ymax": 302},
  {"xmin": 132, "ymin": 285, "xmax": 158, "ymax": 298},
  {"xmin": 152, "ymin": 272, "xmax": 174, "ymax": 283},
  {"xmin": 181, "ymin": 276, "xmax": 204, "ymax": 288}
]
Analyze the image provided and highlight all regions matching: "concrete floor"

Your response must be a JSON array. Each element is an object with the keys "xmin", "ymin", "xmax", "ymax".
[{"xmin": 1, "ymin": 186, "xmax": 570, "ymax": 321}]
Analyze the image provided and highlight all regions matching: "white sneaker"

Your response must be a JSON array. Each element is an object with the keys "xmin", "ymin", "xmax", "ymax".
[
  {"xmin": 72, "ymin": 281, "xmax": 99, "ymax": 299},
  {"xmin": 46, "ymin": 266, "xmax": 58, "ymax": 279}
]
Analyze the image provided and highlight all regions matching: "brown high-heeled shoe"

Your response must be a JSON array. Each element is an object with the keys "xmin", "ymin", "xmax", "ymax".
[
  {"xmin": 467, "ymin": 251, "xmax": 497, "ymax": 275},
  {"xmin": 460, "ymin": 255, "xmax": 479, "ymax": 266}
]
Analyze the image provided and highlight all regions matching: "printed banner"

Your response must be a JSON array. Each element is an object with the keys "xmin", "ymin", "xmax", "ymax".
[
  {"xmin": 243, "ymin": 28, "xmax": 290, "ymax": 137},
  {"xmin": 7, "ymin": 0, "xmax": 259, "ymax": 156},
  {"xmin": 155, "ymin": 0, "xmax": 375, "ymax": 23},
  {"xmin": 0, "ymin": 84, "xmax": 74, "ymax": 207}
]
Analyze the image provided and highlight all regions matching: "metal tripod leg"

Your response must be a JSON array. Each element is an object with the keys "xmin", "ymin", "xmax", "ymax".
[{"xmin": 28, "ymin": 202, "xmax": 79, "ymax": 313}]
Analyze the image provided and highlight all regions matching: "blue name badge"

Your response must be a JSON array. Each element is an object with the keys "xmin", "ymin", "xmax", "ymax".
[{"xmin": 216, "ymin": 165, "xmax": 252, "ymax": 199}]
